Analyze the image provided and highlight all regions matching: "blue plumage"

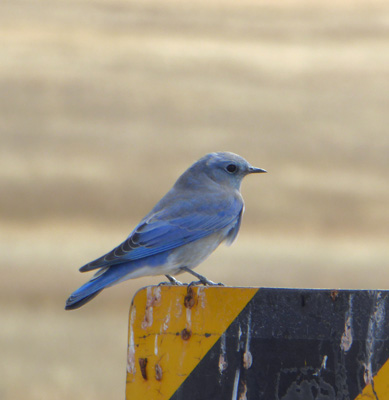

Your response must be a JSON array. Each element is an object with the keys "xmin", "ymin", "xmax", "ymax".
[{"xmin": 65, "ymin": 152, "xmax": 266, "ymax": 310}]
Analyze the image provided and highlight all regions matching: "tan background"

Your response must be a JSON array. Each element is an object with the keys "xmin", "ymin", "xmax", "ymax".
[{"xmin": 1, "ymin": 0, "xmax": 389, "ymax": 398}]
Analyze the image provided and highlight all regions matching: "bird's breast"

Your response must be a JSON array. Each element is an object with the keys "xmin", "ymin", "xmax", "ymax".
[{"xmin": 166, "ymin": 230, "xmax": 228, "ymax": 273}]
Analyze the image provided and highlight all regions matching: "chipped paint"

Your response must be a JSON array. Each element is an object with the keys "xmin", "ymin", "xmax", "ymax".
[
  {"xmin": 243, "ymin": 351, "xmax": 253, "ymax": 370},
  {"xmin": 175, "ymin": 296, "xmax": 183, "ymax": 319},
  {"xmin": 218, "ymin": 354, "xmax": 228, "ymax": 375},
  {"xmin": 154, "ymin": 334, "xmax": 159, "ymax": 356},
  {"xmin": 197, "ymin": 286, "xmax": 206, "ymax": 309},
  {"xmin": 186, "ymin": 307, "xmax": 192, "ymax": 330},
  {"xmin": 341, "ymin": 315, "xmax": 353, "ymax": 352},
  {"xmin": 314, "ymin": 355, "xmax": 328, "ymax": 376},
  {"xmin": 127, "ymin": 305, "xmax": 137, "ymax": 376},
  {"xmin": 237, "ymin": 324, "xmax": 242, "ymax": 351},
  {"xmin": 141, "ymin": 286, "xmax": 162, "ymax": 330},
  {"xmin": 141, "ymin": 287, "xmax": 153, "ymax": 329},
  {"xmin": 363, "ymin": 362, "xmax": 373, "ymax": 386},
  {"xmin": 320, "ymin": 355, "xmax": 328, "ymax": 371},
  {"xmin": 219, "ymin": 332, "xmax": 228, "ymax": 374},
  {"xmin": 153, "ymin": 286, "xmax": 161, "ymax": 303},
  {"xmin": 155, "ymin": 362, "xmax": 163, "ymax": 381},
  {"xmin": 364, "ymin": 292, "xmax": 386, "ymax": 385},
  {"xmin": 243, "ymin": 311, "xmax": 252, "ymax": 369},
  {"xmin": 162, "ymin": 312, "xmax": 170, "ymax": 332},
  {"xmin": 238, "ymin": 381, "xmax": 248, "ymax": 400},
  {"xmin": 231, "ymin": 368, "xmax": 241, "ymax": 400},
  {"xmin": 341, "ymin": 294, "xmax": 354, "ymax": 352}
]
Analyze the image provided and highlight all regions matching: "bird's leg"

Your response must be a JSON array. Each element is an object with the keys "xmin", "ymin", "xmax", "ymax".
[
  {"xmin": 180, "ymin": 266, "xmax": 224, "ymax": 286},
  {"xmin": 164, "ymin": 274, "xmax": 184, "ymax": 285},
  {"xmin": 188, "ymin": 280, "xmax": 202, "ymax": 287}
]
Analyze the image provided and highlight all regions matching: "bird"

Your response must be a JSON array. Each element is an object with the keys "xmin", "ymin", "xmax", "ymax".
[{"xmin": 65, "ymin": 152, "xmax": 266, "ymax": 310}]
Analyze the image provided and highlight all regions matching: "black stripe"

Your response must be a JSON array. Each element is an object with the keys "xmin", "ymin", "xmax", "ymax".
[{"xmin": 170, "ymin": 288, "xmax": 389, "ymax": 400}]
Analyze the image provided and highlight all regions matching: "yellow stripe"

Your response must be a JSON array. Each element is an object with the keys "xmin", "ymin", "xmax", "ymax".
[
  {"xmin": 126, "ymin": 285, "xmax": 258, "ymax": 399},
  {"xmin": 355, "ymin": 359, "xmax": 389, "ymax": 399}
]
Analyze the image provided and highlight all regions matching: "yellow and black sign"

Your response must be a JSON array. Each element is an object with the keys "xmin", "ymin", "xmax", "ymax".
[{"xmin": 126, "ymin": 286, "xmax": 389, "ymax": 399}]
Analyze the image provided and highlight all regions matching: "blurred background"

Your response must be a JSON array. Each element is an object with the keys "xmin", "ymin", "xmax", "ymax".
[{"xmin": 1, "ymin": 0, "xmax": 388, "ymax": 398}]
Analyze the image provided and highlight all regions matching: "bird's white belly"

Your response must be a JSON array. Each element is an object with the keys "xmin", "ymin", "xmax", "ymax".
[{"xmin": 165, "ymin": 231, "xmax": 227, "ymax": 275}]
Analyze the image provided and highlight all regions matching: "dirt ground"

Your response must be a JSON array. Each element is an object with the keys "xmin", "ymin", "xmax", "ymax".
[{"xmin": 1, "ymin": 0, "xmax": 388, "ymax": 398}]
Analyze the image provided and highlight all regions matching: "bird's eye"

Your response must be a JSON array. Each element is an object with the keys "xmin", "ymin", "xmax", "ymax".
[{"xmin": 226, "ymin": 164, "xmax": 237, "ymax": 173}]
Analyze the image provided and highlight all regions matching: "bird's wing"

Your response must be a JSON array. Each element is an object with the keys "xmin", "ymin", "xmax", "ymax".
[{"xmin": 79, "ymin": 192, "xmax": 243, "ymax": 272}]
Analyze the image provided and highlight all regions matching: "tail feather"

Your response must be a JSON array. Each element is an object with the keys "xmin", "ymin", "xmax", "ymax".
[
  {"xmin": 65, "ymin": 266, "xmax": 124, "ymax": 310},
  {"xmin": 65, "ymin": 258, "xmax": 155, "ymax": 310},
  {"xmin": 65, "ymin": 289, "xmax": 103, "ymax": 310}
]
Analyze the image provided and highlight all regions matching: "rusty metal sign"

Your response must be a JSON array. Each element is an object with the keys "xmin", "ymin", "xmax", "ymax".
[{"xmin": 126, "ymin": 286, "xmax": 389, "ymax": 399}]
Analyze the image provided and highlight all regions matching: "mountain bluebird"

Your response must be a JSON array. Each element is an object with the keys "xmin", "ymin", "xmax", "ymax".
[{"xmin": 65, "ymin": 152, "xmax": 266, "ymax": 310}]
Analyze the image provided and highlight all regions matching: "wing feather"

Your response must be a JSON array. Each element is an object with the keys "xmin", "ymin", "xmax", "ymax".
[{"xmin": 80, "ymin": 190, "xmax": 243, "ymax": 272}]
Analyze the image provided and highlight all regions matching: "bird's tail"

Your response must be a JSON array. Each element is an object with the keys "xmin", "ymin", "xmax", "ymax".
[
  {"xmin": 65, "ymin": 289, "xmax": 103, "ymax": 310},
  {"xmin": 65, "ymin": 266, "xmax": 120, "ymax": 310}
]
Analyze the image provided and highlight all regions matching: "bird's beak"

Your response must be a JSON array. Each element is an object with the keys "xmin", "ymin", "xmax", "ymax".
[{"xmin": 248, "ymin": 166, "xmax": 267, "ymax": 174}]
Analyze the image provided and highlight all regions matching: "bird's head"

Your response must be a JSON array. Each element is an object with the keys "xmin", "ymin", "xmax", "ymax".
[{"xmin": 190, "ymin": 152, "xmax": 266, "ymax": 190}]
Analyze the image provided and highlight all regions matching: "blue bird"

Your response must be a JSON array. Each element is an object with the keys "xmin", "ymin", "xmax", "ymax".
[{"xmin": 65, "ymin": 152, "xmax": 266, "ymax": 310}]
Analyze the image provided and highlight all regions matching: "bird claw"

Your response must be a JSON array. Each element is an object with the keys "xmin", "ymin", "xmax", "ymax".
[
  {"xmin": 188, "ymin": 279, "xmax": 225, "ymax": 287},
  {"xmin": 164, "ymin": 275, "xmax": 185, "ymax": 285},
  {"xmin": 178, "ymin": 266, "xmax": 224, "ymax": 287},
  {"xmin": 198, "ymin": 277, "xmax": 217, "ymax": 286},
  {"xmin": 188, "ymin": 280, "xmax": 202, "ymax": 287},
  {"xmin": 200, "ymin": 278, "xmax": 225, "ymax": 286}
]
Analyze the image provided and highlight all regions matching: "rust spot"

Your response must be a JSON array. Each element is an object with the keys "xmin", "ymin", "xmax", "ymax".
[
  {"xmin": 184, "ymin": 286, "xmax": 196, "ymax": 309},
  {"xmin": 243, "ymin": 351, "xmax": 253, "ymax": 369},
  {"xmin": 330, "ymin": 290, "xmax": 339, "ymax": 301},
  {"xmin": 138, "ymin": 358, "xmax": 148, "ymax": 380},
  {"xmin": 155, "ymin": 363, "xmax": 163, "ymax": 381},
  {"xmin": 239, "ymin": 380, "xmax": 248, "ymax": 399},
  {"xmin": 181, "ymin": 328, "xmax": 192, "ymax": 340}
]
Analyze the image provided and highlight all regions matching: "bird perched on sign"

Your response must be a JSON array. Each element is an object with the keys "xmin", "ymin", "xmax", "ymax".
[{"xmin": 65, "ymin": 152, "xmax": 266, "ymax": 310}]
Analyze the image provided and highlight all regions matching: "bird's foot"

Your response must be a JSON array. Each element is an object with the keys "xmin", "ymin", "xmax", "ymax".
[
  {"xmin": 162, "ymin": 275, "xmax": 185, "ymax": 286},
  {"xmin": 187, "ymin": 280, "xmax": 202, "ymax": 287},
  {"xmin": 180, "ymin": 266, "xmax": 224, "ymax": 286},
  {"xmin": 200, "ymin": 278, "xmax": 225, "ymax": 286}
]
